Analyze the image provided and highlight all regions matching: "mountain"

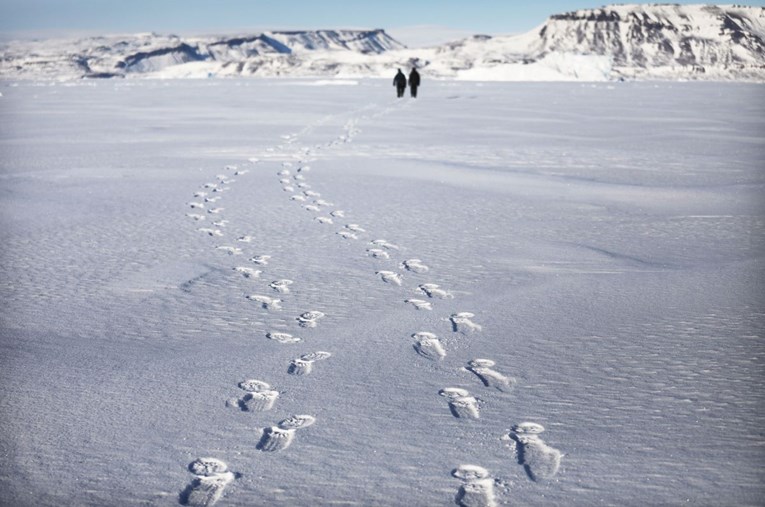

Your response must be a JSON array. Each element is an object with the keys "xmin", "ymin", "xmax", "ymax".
[
  {"xmin": 407, "ymin": 4, "xmax": 765, "ymax": 81},
  {"xmin": 536, "ymin": 4, "xmax": 765, "ymax": 80},
  {"xmin": 1, "ymin": 5, "xmax": 764, "ymax": 81},
  {"xmin": 0, "ymin": 30, "xmax": 405, "ymax": 79}
]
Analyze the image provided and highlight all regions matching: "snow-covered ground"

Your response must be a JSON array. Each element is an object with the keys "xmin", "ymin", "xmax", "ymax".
[{"xmin": 0, "ymin": 78, "xmax": 763, "ymax": 506}]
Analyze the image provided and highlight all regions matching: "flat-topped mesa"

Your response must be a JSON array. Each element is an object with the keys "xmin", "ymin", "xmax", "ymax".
[
  {"xmin": 539, "ymin": 4, "xmax": 765, "ymax": 71},
  {"xmin": 263, "ymin": 29, "xmax": 406, "ymax": 53}
]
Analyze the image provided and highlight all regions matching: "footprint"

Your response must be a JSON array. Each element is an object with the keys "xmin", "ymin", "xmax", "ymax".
[
  {"xmin": 439, "ymin": 388, "xmax": 480, "ymax": 419},
  {"xmin": 288, "ymin": 351, "xmax": 331, "ymax": 376},
  {"xmin": 345, "ymin": 224, "xmax": 366, "ymax": 233},
  {"xmin": 367, "ymin": 248, "xmax": 390, "ymax": 259},
  {"xmin": 269, "ymin": 279, "xmax": 294, "ymax": 293},
  {"xmin": 203, "ymin": 183, "xmax": 218, "ymax": 189},
  {"xmin": 266, "ymin": 331, "xmax": 301, "ymax": 344},
  {"xmin": 507, "ymin": 423, "xmax": 562, "ymax": 482},
  {"xmin": 452, "ymin": 465, "xmax": 497, "ymax": 507},
  {"xmin": 283, "ymin": 185, "xmax": 295, "ymax": 192},
  {"xmin": 189, "ymin": 202, "xmax": 205, "ymax": 209},
  {"xmin": 280, "ymin": 178, "xmax": 291, "ymax": 185},
  {"xmin": 330, "ymin": 210, "xmax": 345, "ymax": 218},
  {"xmin": 370, "ymin": 239, "xmax": 399, "ymax": 250},
  {"xmin": 304, "ymin": 190, "xmax": 321, "ymax": 198},
  {"xmin": 205, "ymin": 196, "xmax": 221, "ymax": 203},
  {"xmin": 291, "ymin": 195, "xmax": 307, "ymax": 202},
  {"xmin": 465, "ymin": 359, "xmax": 516, "ymax": 392},
  {"xmin": 181, "ymin": 458, "xmax": 235, "ymax": 507},
  {"xmin": 314, "ymin": 199, "xmax": 334, "ymax": 207},
  {"xmin": 246, "ymin": 294, "xmax": 282, "ymax": 310},
  {"xmin": 314, "ymin": 216, "xmax": 333, "ymax": 224},
  {"xmin": 187, "ymin": 213, "xmax": 206, "ymax": 221},
  {"xmin": 234, "ymin": 267, "xmax": 261, "ymax": 279},
  {"xmin": 401, "ymin": 259, "xmax": 429, "ymax": 273},
  {"xmin": 237, "ymin": 235, "xmax": 254, "ymax": 243},
  {"xmin": 227, "ymin": 380, "xmax": 280, "ymax": 412},
  {"xmin": 300, "ymin": 351, "xmax": 332, "ymax": 361},
  {"xmin": 216, "ymin": 246, "xmax": 242, "ymax": 255},
  {"xmin": 405, "ymin": 299, "xmax": 432, "ymax": 311},
  {"xmin": 198, "ymin": 228, "xmax": 223, "ymax": 237},
  {"xmin": 207, "ymin": 208, "xmax": 225, "ymax": 214},
  {"xmin": 412, "ymin": 332, "xmax": 446, "ymax": 361},
  {"xmin": 304, "ymin": 205, "xmax": 320, "ymax": 212},
  {"xmin": 193, "ymin": 191, "xmax": 207, "ymax": 198},
  {"xmin": 418, "ymin": 283, "xmax": 453, "ymax": 299},
  {"xmin": 239, "ymin": 391, "xmax": 279, "ymax": 412},
  {"xmin": 297, "ymin": 310, "xmax": 325, "ymax": 328},
  {"xmin": 277, "ymin": 169, "xmax": 290, "ymax": 176},
  {"xmin": 450, "ymin": 312, "xmax": 482, "ymax": 334},
  {"xmin": 337, "ymin": 230, "xmax": 358, "ymax": 240},
  {"xmin": 238, "ymin": 379, "xmax": 272, "ymax": 392},
  {"xmin": 213, "ymin": 220, "xmax": 229, "ymax": 228},
  {"xmin": 296, "ymin": 183, "xmax": 310, "ymax": 189},
  {"xmin": 256, "ymin": 415, "xmax": 316, "ymax": 452},
  {"xmin": 293, "ymin": 174, "xmax": 305, "ymax": 181},
  {"xmin": 250, "ymin": 255, "xmax": 271, "ymax": 265},
  {"xmin": 297, "ymin": 165, "xmax": 311, "ymax": 172},
  {"xmin": 376, "ymin": 270, "xmax": 403, "ymax": 286},
  {"xmin": 287, "ymin": 357, "xmax": 314, "ymax": 376},
  {"xmin": 234, "ymin": 169, "xmax": 249, "ymax": 176}
]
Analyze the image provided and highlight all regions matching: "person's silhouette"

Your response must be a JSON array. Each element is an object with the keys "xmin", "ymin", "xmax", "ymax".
[{"xmin": 393, "ymin": 69, "xmax": 407, "ymax": 98}]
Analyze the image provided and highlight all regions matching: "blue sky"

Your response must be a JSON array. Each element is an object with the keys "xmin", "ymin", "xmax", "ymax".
[{"xmin": 2, "ymin": 0, "xmax": 765, "ymax": 45}]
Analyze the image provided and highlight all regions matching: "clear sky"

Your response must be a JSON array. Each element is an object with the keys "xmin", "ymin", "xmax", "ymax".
[{"xmin": 2, "ymin": 0, "xmax": 765, "ymax": 45}]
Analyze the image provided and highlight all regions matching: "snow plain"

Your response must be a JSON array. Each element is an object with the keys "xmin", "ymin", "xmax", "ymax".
[{"xmin": 0, "ymin": 78, "xmax": 764, "ymax": 506}]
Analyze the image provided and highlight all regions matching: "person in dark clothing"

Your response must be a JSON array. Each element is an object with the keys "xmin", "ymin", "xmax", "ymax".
[
  {"xmin": 393, "ymin": 69, "xmax": 407, "ymax": 98},
  {"xmin": 408, "ymin": 68, "xmax": 421, "ymax": 98}
]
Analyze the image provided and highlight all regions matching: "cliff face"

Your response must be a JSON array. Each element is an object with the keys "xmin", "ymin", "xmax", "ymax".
[{"xmin": 536, "ymin": 5, "xmax": 765, "ymax": 77}]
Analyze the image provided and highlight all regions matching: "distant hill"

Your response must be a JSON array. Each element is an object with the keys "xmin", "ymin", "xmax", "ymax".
[{"xmin": 2, "ymin": 5, "xmax": 764, "ymax": 81}]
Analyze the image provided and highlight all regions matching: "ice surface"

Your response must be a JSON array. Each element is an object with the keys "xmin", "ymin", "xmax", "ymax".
[{"xmin": 0, "ymin": 79, "xmax": 763, "ymax": 506}]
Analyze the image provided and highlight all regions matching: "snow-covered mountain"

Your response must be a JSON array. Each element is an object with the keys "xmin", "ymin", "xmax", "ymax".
[
  {"xmin": 0, "ymin": 29, "xmax": 405, "ymax": 79},
  {"xmin": 1, "ymin": 5, "xmax": 764, "ymax": 81},
  {"xmin": 537, "ymin": 4, "xmax": 765, "ymax": 80},
  {"xmin": 413, "ymin": 4, "xmax": 765, "ymax": 81}
]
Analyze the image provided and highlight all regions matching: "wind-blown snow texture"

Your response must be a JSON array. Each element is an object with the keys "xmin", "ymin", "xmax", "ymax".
[
  {"xmin": 0, "ymin": 79, "xmax": 764, "ymax": 506},
  {"xmin": 2, "ymin": 4, "xmax": 765, "ymax": 81}
]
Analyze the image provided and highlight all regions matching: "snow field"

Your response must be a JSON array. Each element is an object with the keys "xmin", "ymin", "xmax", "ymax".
[{"xmin": 0, "ymin": 78, "xmax": 763, "ymax": 506}]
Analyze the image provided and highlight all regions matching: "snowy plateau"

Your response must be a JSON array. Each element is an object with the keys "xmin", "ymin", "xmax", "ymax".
[
  {"xmin": 1, "ymin": 75, "xmax": 764, "ymax": 506},
  {"xmin": 1, "ymin": 4, "xmax": 765, "ymax": 82}
]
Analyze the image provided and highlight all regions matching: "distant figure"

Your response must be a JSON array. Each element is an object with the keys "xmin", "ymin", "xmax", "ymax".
[
  {"xmin": 393, "ymin": 69, "xmax": 407, "ymax": 98},
  {"xmin": 409, "ymin": 68, "xmax": 421, "ymax": 98}
]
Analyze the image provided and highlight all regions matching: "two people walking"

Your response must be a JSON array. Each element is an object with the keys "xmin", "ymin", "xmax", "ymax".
[{"xmin": 394, "ymin": 68, "xmax": 420, "ymax": 98}]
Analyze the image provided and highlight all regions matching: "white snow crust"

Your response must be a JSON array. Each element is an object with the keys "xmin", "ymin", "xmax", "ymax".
[{"xmin": 0, "ymin": 78, "xmax": 763, "ymax": 506}]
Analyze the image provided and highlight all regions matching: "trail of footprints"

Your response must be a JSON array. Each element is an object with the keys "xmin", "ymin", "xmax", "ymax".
[{"xmin": 181, "ymin": 103, "xmax": 562, "ymax": 505}]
